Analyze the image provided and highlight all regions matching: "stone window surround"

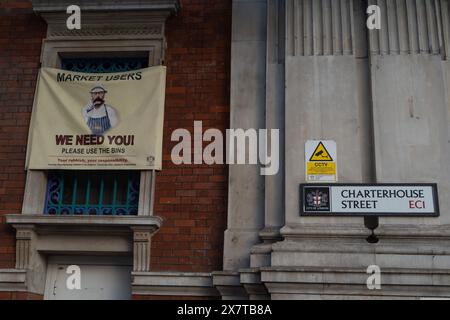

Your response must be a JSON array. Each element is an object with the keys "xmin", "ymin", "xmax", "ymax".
[{"xmin": 2, "ymin": 1, "xmax": 179, "ymax": 295}]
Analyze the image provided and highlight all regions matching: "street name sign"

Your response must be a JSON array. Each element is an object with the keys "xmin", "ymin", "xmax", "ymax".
[{"xmin": 300, "ymin": 184, "xmax": 439, "ymax": 217}]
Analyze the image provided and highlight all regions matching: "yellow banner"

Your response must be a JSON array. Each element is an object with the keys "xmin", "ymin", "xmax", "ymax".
[{"xmin": 26, "ymin": 66, "xmax": 166, "ymax": 170}]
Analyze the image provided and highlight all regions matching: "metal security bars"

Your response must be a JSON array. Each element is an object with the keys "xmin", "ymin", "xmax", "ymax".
[
  {"xmin": 61, "ymin": 57, "xmax": 149, "ymax": 73},
  {"xmin": 44, "ymin": 171, "xmax": 140, "ymax": 216}
]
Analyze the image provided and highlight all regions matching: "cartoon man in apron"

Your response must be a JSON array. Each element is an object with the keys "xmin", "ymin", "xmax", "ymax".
[{"xmin": 82, "ymin": 85, "xmax": 118, "ymax": 135}]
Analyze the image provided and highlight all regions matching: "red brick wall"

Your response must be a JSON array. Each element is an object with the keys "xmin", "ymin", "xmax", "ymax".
[
  {"xmin": 0, "ymin": 292, "xmax": 43, "ymax": 300},
  {"xmin": 151, "ymin": 0, "xmax": 231, "ymax": 272},
  {"xmin": 0, "ymin": 1, "xmax": 46, "ymax": 268}
]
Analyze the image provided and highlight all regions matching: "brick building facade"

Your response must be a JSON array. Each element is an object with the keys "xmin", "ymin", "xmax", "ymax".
[{"xmin": 1, "ymin": 0, "xmax": 450, "ymax": 300}]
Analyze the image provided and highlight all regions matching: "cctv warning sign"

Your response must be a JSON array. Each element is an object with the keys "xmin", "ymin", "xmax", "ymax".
[
  {"xmin": 305, "ymin": 140, "xmax": 337, "ymax": 182},
  {"xmin": 309, "ymin": 142, "xmax": 333, "ymax": 161}
]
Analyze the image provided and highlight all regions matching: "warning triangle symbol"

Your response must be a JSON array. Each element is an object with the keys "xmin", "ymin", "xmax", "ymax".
[{"xmin": 310, "ymin": 142, "xmax": 333, "ymax": 161}]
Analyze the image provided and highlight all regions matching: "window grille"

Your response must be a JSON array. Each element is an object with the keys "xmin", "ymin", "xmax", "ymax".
[
  {"xmin": 61, "ymin": 57, "xmax": 148, "ymax": 73},
  {"xmin": 44, "ymin": 171, "xmax": 140, "ymax": 216}
]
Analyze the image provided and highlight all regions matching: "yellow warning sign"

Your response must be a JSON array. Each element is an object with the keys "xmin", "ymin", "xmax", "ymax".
[
  {"xmin": 309, "ymin": 142, "xmax": 333, "ymax": 162},
  {"xmin": 305, "ymin": 140, "xmax": 337, "ymax": 182}
]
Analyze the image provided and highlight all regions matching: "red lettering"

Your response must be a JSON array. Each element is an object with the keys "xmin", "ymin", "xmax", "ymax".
[
  {"xmin": 75, "ymin": 135, "xmax": 104, "ymax": 146},
  {"xmin": 55, "ymin": 135, "xmax": 73, "ymax": 145},
  {"xmin": 409, "ymin": 200, "xmax": 425, "ymax": 209}
]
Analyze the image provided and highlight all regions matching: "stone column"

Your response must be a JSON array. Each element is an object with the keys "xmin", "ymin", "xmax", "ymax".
[
  {"xmin": 216, "ymin": 0, "xmax": 268, "ymax": 300},
  {"xmin": 223, "ymin": 0, "xmax": 267, "ymax": 271},
  {"xmin": 261, "ymin": 0, "xmax": 285, "ymax": 246},
  {"xmin": 248, "ymin": 0, "xmax": 286, "ymax": 271}
]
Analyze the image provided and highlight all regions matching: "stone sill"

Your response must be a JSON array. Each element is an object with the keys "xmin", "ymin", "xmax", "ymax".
[
  {"xmin": 260, "ymin": 266, "xmax": 450, "ymax": 287},
  {"xmin": 5, "ymin": 214, "xmax": 162, "ymax": 235},
  {"xmin": 211, "ymin": 271, "xmax": 241, "ymax": 286},
  {"xmin": 132, "ymin": 272, "xmax": 220, "ymax": 297},
  {"xmin": 239, "ymin": 268, "xmax": 262, "ymax": 284},
  {"xmin": 211, "ymin": 271, "xmax": 249, "ymax": 299},
  {"xmin": 133, "ymin": 271, "xmax": 213, "ymax": 287},
  {"xmin": 260, "ymin": 266, "xmax": 450, "ymax": 275}
]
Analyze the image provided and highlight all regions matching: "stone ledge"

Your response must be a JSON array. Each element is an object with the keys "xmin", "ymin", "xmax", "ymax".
[
  {"xmin": 261, "ymin": 267, "xmax": 450, "ymax": 299},
  {"xmin": 271, "ymin": 237, "xmax": 450, "ymax": 257},
  {"xmin": 212, "ymin": 271, "xmax": 249, "ymax": 300},
  {"xmin": 271, "ymin": 249, "xmax": 450, "ymax": 270},
  {"xmin": 31, "ymin": 0, "xmax": 180, "ymax": 13},
  {"xmin": 239, "ymin": 268, "xmax": 262, "ymax": 284},
  {"xmin": 261, "ymin": 266, "xmax": 450, "ymax": 285},
  {"xmin": 6, "ymin": 214, "xmax": 162, "ymax": 230},
  {"xmin": 281, "ymin": 223, "xmax": 450, "ymax": 238},
  {"xmin": 265, "ymin": 282, "xmax": 450, "ymax": 300},
  {"xmin": 132, "ymin": 272, "xmax": 220, "ymax": 297},
  {"xmin": 0, "ymin": 270, "xmax": 27, "ymax": 292},
  {"xmin": 5, "ymin": 215, "xmax": 162, "ymax": 245},
  {"xmin": 239, "ymin": 268, "xmax": 269, "ymax": 300}
]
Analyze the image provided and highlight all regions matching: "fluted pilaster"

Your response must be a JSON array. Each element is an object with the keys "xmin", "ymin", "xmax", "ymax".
[
  {"xmin": 286, "ymin": 0, "xmax": 361, "ymax": 56},
  {"xmin": 369, "ymin": 0, "xmax": 449, "ymax": 59}
]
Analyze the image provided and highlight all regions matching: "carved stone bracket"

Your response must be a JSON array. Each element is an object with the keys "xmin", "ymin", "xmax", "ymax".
[
  {"xmin": 132, "ymin": 227, "xmax": 157, "ymax": 272},
  {"xmin": 14, "ymin": 225, "xmax": 35, "ymax": 270}
]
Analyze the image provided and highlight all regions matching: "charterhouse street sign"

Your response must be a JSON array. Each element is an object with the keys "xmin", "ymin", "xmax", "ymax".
[{"xmin": 300, "ymin": 184, "xmax": 439, "ymax": 217}]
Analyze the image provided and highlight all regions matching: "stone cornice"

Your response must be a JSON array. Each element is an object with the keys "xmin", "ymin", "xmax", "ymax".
[
  {"xmin": 31, "ymin": 0, "xmax": 180, "ymax": 13},
  {"xmin": 31, "ymin": 0, "xmax": 180, "ymax": 40},
  {"xmin": 0, "ymin": 270, "xmax": 27, "ymax": 292}
]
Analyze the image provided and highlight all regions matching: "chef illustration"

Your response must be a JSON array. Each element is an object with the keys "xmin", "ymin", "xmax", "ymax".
[{"xmin": 82, "ymin": 84, "xmax": 119, "ymax": 135}]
